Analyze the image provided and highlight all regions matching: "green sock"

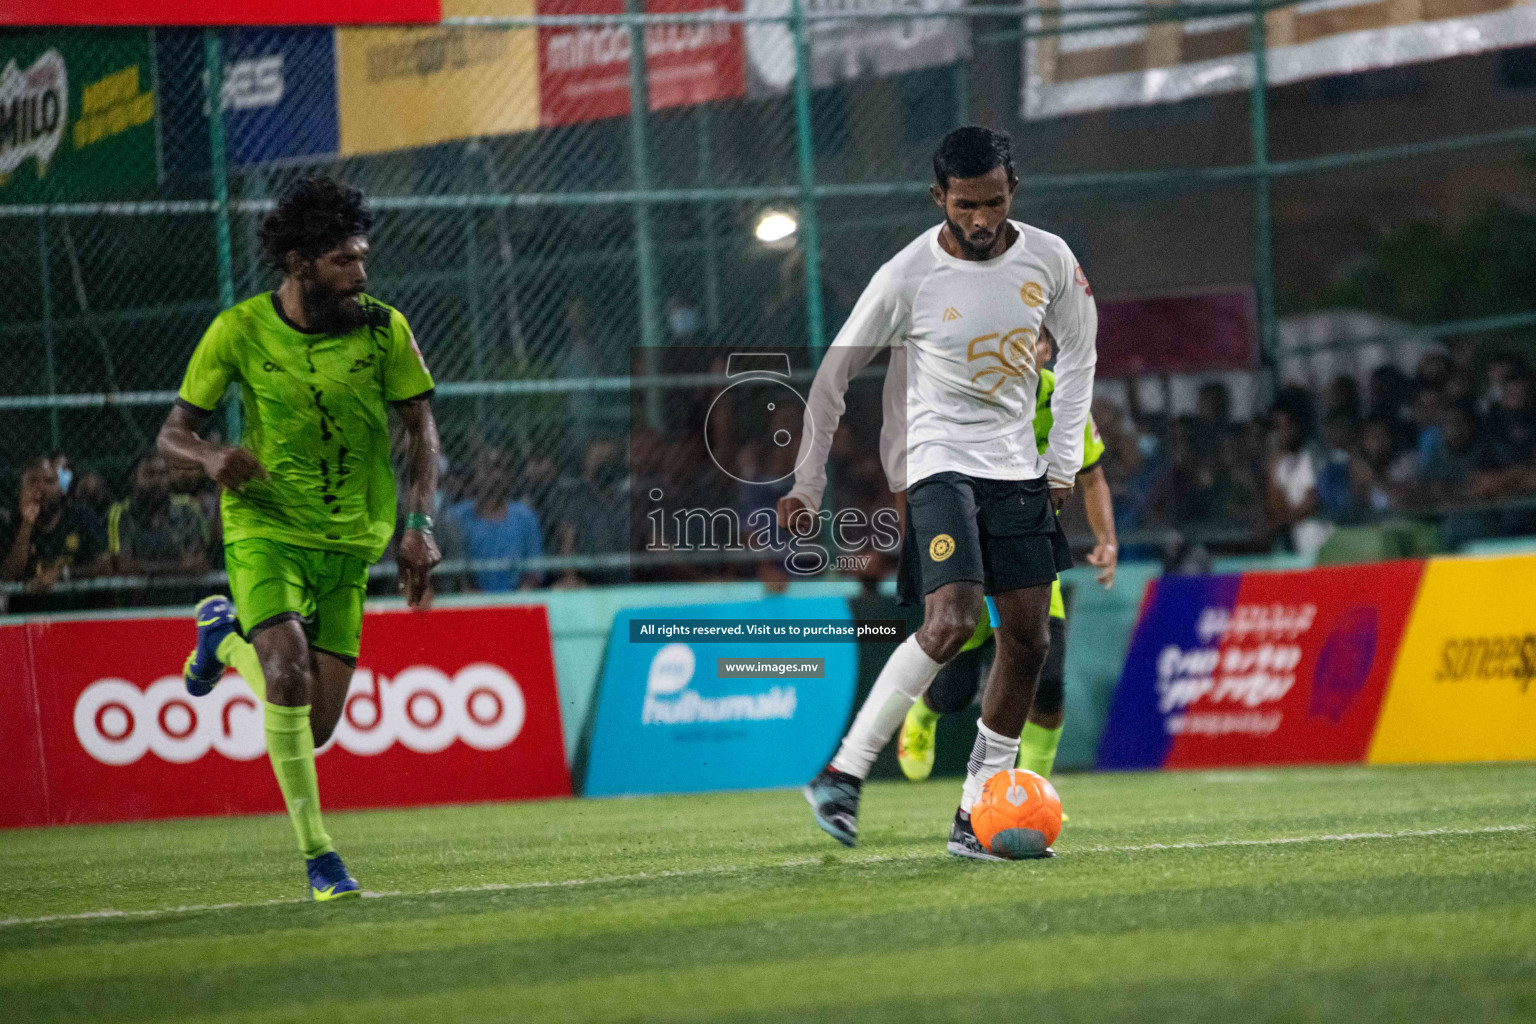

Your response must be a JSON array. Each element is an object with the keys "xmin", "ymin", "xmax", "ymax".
[
  {"xmin": 912, "ymin": 698, "xmax": 940, "ymax": 728},
  {"xmin": 217, "ymin": 633, "xmax": 266, "ymax": 701},
  {"xmin": 1017, "ymin": 721, "xmax": 1063, "ymax": 778},
  {"xmin": 264, "ymin": 702, "xmax": 334, "ymax": 859}
]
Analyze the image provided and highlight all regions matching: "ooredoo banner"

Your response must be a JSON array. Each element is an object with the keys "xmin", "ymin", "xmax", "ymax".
[
  {"xmin": 0, "ymin": 605, "xmax": 569, "ymax": 828},
  {"xmin": 1369, "ymin": 554, "xmax": 1536, "ymax": 764},
  {"xmin": 1099, "ymin": 561, "xmax": 1424, "ymax": 770},
  {"xmin": 583, "ymin": 596, "xmax": 858, "ymax": 796}
]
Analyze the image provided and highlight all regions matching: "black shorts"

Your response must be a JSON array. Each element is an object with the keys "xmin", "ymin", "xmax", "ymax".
[{"xmin": 896, "ymin": 471, "xmax": 1073, "ymax": 606}]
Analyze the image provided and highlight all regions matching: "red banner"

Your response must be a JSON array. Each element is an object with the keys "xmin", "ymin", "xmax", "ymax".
[
  {"xmin": 1160, "ymin": 562, "xmax": 1423, "ymax": 767},
  {"xmin": 537, "ymin": 0, "xmax": 745, "ymax": 127},
  {"xmin": 4, "ymin": 1, "xmax": 442, "ymax": 26},
  {"xmin": 0, "ymin": 605, "xmax": 569, "ymax": 827},
  {"xmin": 1095, "ymin": 289, "xmax": 1257, "ymax": 378}
]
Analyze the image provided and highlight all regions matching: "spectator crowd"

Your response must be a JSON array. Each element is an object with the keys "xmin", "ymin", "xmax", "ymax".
[{"xmin": 6, "ymin": 344, "xmax": 1534, "ymax": 610}]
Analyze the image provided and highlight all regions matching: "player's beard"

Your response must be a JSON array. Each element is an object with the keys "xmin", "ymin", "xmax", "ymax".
[
  {"xmin": 301, "ymin": 276, "xmax": 369, "ymax": 334},
  {"xmin": 944, "ymin": 215, "xmax": 1002, "ymax": 261}
]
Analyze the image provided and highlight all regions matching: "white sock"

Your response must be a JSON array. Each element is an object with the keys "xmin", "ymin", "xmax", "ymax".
[
  {"xmin": 830, "ymin": 635, "xmax": 943, "ymax": 779},
  {"xmin": 960, "ymin": 721, "xmax": 1022, "ymax": 814}
]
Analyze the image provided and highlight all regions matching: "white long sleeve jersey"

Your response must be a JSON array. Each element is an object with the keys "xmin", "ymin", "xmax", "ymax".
[{"xmin": 788, "ymin": 220, "xmax": 1098, "ymax": 511}]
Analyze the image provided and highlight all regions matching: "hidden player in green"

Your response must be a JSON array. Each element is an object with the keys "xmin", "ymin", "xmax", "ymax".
[
  {"xmin": 158, "ymin": 176, "xmax": 442, "ymax": 901},
  {"xmin": 897, "ymin": 328, "xmax": 1119, "ymax": 795}
]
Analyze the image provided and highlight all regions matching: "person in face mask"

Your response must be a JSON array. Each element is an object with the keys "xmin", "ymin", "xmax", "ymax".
[
  {"xmin": 108, "ymin": 452, "xmax": 210, "ymax": 577},
  {"xmin": 2, "ymin": 456, "xmax": 111, "ymax": 590}
]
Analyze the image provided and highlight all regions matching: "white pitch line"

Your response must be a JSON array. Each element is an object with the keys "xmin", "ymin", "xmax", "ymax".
[{"xmin": 2, "ymin": 823, "xmax": 1530, "ymax": 930}]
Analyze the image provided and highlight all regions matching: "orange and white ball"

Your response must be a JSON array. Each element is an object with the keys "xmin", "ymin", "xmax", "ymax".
[{"xmin": 970, "ymin": 769, "xmax": 1063, "ymax": 859}]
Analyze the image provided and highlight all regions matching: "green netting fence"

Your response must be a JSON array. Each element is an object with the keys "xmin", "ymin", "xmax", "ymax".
[{"xmin": 5, "ymin": 0, "xmax": 1536, "ymax": 601}]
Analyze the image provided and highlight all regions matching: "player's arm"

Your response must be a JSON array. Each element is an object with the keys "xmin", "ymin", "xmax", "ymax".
[
  {"xmin": 384, "ymin": 313, "xmax": 442, "ymax": 609},
  {"xmin": 157, "ymin": 404, "xmax": 268, "ymax": 491},
  {"xmin": 159, "ymin": 317, "xmax": 268, "ymax": 491},
  {"xmin": 1079, "ymin": 464, "xmax": 1117, "ymax": 588},
  {"xmin": 777, "ymin": 263, "xmax": 906, "ymax": 536},
  {"xmin": 1041, "ymin": 249, "xmax": 1098, "ymax": 511},
  {"xmin": 394, "ymin": 395, "xmax": 442, "ymax": 609}
]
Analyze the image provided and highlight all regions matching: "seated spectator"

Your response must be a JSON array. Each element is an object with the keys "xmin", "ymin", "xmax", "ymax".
[
  {"xmin": 1145, "ymin": 418, "xmax": 1227, "ymax": 527},
  {"xmin": 446, "ymin": 449, "xmax": 542, "ymax": 592},
  {"xmin": 1349, "ymin": 418, "xmax": 1415, "ymax": 514},
  {"xmin": 108, "ymin": 453, "xmax": 210, "ymax": 576},
  {"xmin": 70, "ymin": 468, "xmax": 113, "ymax": 522},
  {"xmin": 1316, "ymin": 411, "xmax": 1359, "ymax": 521},
  {"xmin": 1415, "ymin": 403, "xmax": 1508, "ymax": 505},
  {"xmin": 546, "ymin": 437, "xmax": 630, "ymax": 588},
  {"xmin": 1323, "ymin": 374, "xmax": 1362, "ymax": 423},
  {"xmin": 2, "ymin": 457, "xmax": 110, "ymax": 591},
  {"xmin": 1484, "ymin": 368, "xmax": 1536, "ymax": 467},
  {"xmin": 1264, "ymin": 406, "xmax": 1331, "ymax": 556},
  {"xmin": 1189, "ymin": 381, "xmax": 1231, "ymax": 460}
]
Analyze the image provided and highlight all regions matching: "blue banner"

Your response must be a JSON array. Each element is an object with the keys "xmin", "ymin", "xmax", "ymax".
[
  {"xmin": 583, "ymin": 597, "xmax": 858, "ymax": 797},
  {"xmin": 155, "ymin": 27, "xmax": 337, "ymax": 174},
  {"xmin": 220, "ymin": 28, "xmax": 337, "ymax": 167}
]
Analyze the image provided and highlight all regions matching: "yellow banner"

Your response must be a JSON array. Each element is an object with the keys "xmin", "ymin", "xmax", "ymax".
[
  {"xmin": 1368, "ymin": 554, "xmax": 1536, "ymax": 763},
  {"xmin": 336, "ymin": 0, "xmax": 538, "ymax": 158}
]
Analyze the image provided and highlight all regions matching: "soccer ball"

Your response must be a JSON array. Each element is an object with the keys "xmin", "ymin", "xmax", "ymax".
[{"xmin": 970, "ymin": 769, "xmax": 1063, "ymax": 859}]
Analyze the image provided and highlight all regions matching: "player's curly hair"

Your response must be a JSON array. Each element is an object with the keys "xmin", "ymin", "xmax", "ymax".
[
  {"xmin": 933, "ymin": 125, "xmax": 1015, "ymax": 189},
  {"xmin": 258, "ymin": 176, "xmax": 373, "ymax": 273}
]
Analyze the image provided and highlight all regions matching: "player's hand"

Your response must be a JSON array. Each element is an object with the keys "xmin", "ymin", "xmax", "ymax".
[
  {"xmin": 1049, "ymin": 485, "xmax": 1074, "ymax": 513},
  {"xmin": 1087, "ymin": 541, "xmax": 1118, "ymax": 589},
  {"xmin": 204, "ymin": 446, "xmax": 268, "ymax": 491},
  {"xmin": 775, "ymin": 493, "xmax": 820, "ymax": 538},
  {"xmin": 398, "ymin": 527, "xmax": 441, "ymax": 610},
  {"xmin": 18, "ymin": 481, "xmax": 41, "ymax": 526}
]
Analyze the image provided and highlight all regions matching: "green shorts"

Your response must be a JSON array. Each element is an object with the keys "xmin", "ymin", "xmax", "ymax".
[
  {"xmin": 960, "ymin": 580, "xmax": 1067, "ymax": 653},
  {"xmin": 224, "ymin": 538, "xmax": 370, "ymax": 661}
]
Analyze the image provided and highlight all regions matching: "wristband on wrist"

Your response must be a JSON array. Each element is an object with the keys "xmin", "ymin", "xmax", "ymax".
[{"xmin": 404, "ymin": 512, "xmax": 434, "ymax": 534}]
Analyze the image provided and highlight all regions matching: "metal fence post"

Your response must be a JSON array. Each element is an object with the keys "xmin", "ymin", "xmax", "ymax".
[
  {"xmin": 697, "ymin": 104, "xmax": 722, "ymax": 339},
  {"xmin": 627, "ymin": 0, "xmax": 665, "ymax": 429},
  {"xmin": 1249, "ymin": 3, "xmax": 1278, "ymax": 381},
  {"xmin": 39, "ymin": 212, "xmax": 60, "ymax": 452},
  {"xmin": 203, "ymin": 28, "xmax": 240, "ymax": 442},
  {"xmin": 791, "ymin": 0, "xmax": 827, "ymax": 354}
]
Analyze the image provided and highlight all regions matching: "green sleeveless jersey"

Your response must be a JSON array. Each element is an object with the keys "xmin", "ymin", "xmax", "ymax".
[
  {"xmin": 177, "ymin": 292, "xmax": 434, "ymax": 563},
  {"xmin": 1034, "ymin": 368, "xmax": 1105, "ymax": 470}
]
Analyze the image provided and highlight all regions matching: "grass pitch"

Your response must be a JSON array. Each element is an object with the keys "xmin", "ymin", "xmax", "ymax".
[{"xmin": 3, "ymin": 763, "xmax": 1535, "ymax": 1023}]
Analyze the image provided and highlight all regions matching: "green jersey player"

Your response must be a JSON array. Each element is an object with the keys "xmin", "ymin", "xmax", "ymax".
[
  {"xmin": 158, "ymin": 177, "xmax": 442, "ymax": 901},
  {"xmin": 897, "ymin": 330, "xmax": 1118, "ymax": 793}
]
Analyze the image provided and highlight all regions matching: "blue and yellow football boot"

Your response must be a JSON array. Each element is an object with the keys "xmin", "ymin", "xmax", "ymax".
[
  {"xmin": 307, "ymin": 852, "xmax": 362, "ymax": 902},
  {"xmin": 183, "ymin": 595, "xmax": 238, "ymax": 697}
]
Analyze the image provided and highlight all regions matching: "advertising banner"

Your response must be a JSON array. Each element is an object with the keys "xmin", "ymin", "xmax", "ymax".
[
  {"xmin": 1096, "ymin": 290, "xmax": 1256, "ymax": 378},
  {"xmin": 221, "ymin": 28, "xmax": 339, "ymax": 167},
  {"xmin": 1, "ymin": 29, "xmax": 157, "ymax": 201},
  {"xmin": 537, "ymin": 0, "xmax": 746, "ymax": 126},
  {"xmin": 1098, "ymin": 561, "xmax": 1424, "ymax": 770},
  {"xmin": 156, "ymin": 28, "xmax": 340, "ymax": 172},
  {"xmin": 1025, "ymin": 0, "xmax": 1536, "ymax": 120},
  {"xmin": 583, "ymin": 596, "xmax": 859, "ymax": 796},
  {"xmin": 1370, "ymin": 554, "xmax": 1536, "ymax": 764},
  {"xmin": 743, "ymin": 0, "xmax": 970, "ymax": 95},
  {"xmin": 0, "ymin": 605, "xmax": 569, "ymax": 828},
  {"xmin": 336, "ymin": 0, "xmax": 540, "ymax": 156},
  {"xmin": 5, "ymin": 1, "xmax": 443, "ymax": 26}
]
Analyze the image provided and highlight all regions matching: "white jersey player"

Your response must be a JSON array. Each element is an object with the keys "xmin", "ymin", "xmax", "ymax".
[{"xmin": 778, "ymin": 126, "xmax": 1097, "ymax": 860}]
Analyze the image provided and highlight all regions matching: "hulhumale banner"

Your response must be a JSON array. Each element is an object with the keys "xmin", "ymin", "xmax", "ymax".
[
  {"xmin": 583, "ymin": 596, "xmax": 859, "ymax": 796},
  {"xmin": 0, "ymin": 605, "xmax": 570, "ymax": 827},
  {"xmin": 1098, "ymin": 561, "xmax": 1424, "ymax": 770}
]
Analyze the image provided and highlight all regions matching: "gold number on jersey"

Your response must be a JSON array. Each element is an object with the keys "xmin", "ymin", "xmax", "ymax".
[{"xmin": 967, "ymin": 327, "xmax": 1038, "ymax": 396}]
